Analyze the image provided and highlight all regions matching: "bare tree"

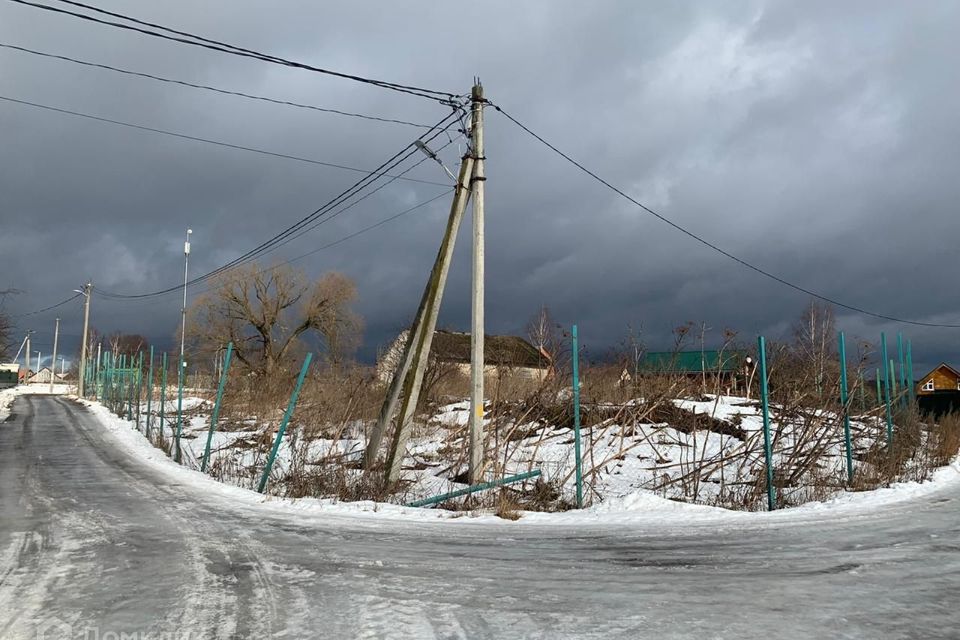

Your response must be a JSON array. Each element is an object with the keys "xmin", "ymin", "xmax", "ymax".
[
  {"xmin": 792, "ymin": 300, "xmax": 837, "ymax": 396},
  {"xmin": 526, "ymin": 305, "xmax": 560, "ymax": 374},
  {"xmin": 0, "ymin": 310, "xmax": 11, "ymax": 361},
  {"xmin": 186, "ymin": 263, "xmax": 362, "ymax": 375}
]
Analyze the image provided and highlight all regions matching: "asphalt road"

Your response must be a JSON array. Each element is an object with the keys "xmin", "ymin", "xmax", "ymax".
[{"xmin": 1, "ymin": 394, "xmax": 958, "ymax": 639}]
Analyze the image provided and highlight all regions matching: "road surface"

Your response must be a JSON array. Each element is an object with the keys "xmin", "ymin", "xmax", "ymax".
[{"xmin": 1, "ymin": 394, "xmax": 958, "ymax": 639}]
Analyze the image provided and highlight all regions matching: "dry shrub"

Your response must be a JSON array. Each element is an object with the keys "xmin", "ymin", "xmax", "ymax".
[{"xmin": 931, "ymin": 412, "xmax": 960, "ymax": 467}]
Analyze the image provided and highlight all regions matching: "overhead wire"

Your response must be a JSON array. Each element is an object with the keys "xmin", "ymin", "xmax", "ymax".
[
  {"xmin": 11, "ymin": 293, "xmax": 82, "ymax": 318},
  {"xmin": 92, "ymin": 187, "xmax": 454, "ymax": 306},
  {"xmin": 0, "ymin": 42, "xmax": 433, "ymax": 129},
  {"xmin": 7, "ymin": 0, "xmax": 457, "ymax": 102},
  {"xmin": 0, "ymin": 94, "xmax": 449, "ymax": 187},
  {"xmin": 490, "ymin": 102, "xmax": 960, "ymax": 329},
  {"xmin": 95, "ymin": 109, "xmax": 464, "ymax": 300}
]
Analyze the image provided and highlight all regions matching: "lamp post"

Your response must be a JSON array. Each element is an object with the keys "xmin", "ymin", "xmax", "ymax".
[{"xmin": 175, "ymin": 229, "xmax": 192, "ymax": 462}]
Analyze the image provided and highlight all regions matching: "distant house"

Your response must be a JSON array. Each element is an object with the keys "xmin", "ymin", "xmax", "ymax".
[
  {"xmin": 377, "ymin": 330, "xmax": 551, "ymax": 383},
  {"xmin": 915, "ymin": 363, "xmax": 960, "ymax": 416},
  {"xmin": 28, "ymin": 367, "xmax": 65, "ymax": 384},
  {"xmin": 916, "ymin": 363, "xmax": 960, "ymax": 395},
  {"xmin": 622, "ymin": 350, "xmax": 752, "ymax": 394}
]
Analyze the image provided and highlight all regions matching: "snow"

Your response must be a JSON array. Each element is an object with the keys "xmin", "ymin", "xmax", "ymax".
[{"xmin": 65, "ymin": 393, "xmax": 960, "ymax": 528}]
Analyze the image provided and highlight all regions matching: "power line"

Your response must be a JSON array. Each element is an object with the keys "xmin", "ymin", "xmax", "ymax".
[
  {"xmin": 93, "ymin": 189, "xmax": 453, "ymax": 305},
  {"xmin": 490, "ymin": 102, "xmax": 960, "ymax": 329},
  {"xmin": 96, "ymin": 111, "xmax": 461, "ymax": 299},
  {"xmin": 12, "ymin": 293, "xmax": 81, "ymax": 318},
  {"xmin": 8, "ymin": 0, "xmax": 457, "ymax": 102},
  {"xmin": 0, "ymin": 42, "xmax": 433, "ymax": 129},
  {"xmin": 0, "ymin": 94, "xmax": 449, "ymax": 187}
]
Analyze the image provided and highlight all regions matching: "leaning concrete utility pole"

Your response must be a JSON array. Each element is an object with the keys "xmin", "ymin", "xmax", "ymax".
[
  {"xmin": 468, "ymin": 81, "xmax": 486, "ymax": 484},
  {"xmin": 377, "ymin": 154, "xmax": 475, "ymax": 483},
  {"xmin": 25, "ymin": 332, "xmax": 31, "ymax": 375},
  {"xmin": 49, "ymin": 317, "xmax": 60, "ymax": 393},
  {"xmin": 77, "ymin": 282, "xmax": 92, "ymax": 397}
]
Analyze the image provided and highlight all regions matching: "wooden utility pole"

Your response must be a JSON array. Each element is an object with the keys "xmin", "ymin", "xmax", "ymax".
[
  {"xmin": 49, "ymin": 317, "xmax": 59, "ymax": 393},
  {"xmin": 78, "ymin": 282, "xmax": 92, "ymax": 397},
  {"xmin": 468, "ymin": 82, "xmax": 486, "ymax": 484}
]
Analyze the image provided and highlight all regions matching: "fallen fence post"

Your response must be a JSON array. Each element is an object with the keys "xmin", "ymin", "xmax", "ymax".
[
  {"xmin": 406, "ymin": 470, "xmax": 542, "ymax": 508},
  {"xmin": 201, "ymin": 342, "xmax": 233, "ymax": 473},
  {"xmin": 572, "ymin": 324, "xmax": 583, "ymax": 509},
  {"xmin": 258, "ymin": 353, "xmax": 313, "ymax": 494},
  {"xmin": 838, "ymin": 332, "xmax": 854, "ymax": 483},
  {"xmin": 758, "ymin": 335, "xmax": 776, "ymax": 511}
]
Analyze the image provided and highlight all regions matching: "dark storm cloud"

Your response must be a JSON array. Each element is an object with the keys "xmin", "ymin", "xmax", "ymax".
[{"xmin": 2, "ymin": 0, "xmax": 959, "ymax": 374}]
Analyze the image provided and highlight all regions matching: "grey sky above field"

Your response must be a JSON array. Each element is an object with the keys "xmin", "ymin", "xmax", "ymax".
[{"xmin": 2, "ymin": 0, "xmax": 959, "ymax": 371}]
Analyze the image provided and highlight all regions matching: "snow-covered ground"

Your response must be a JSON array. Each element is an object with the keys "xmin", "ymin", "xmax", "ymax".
[{"xmin": 18, "ymin": 389, "xmax": 952, "ymax": 526}]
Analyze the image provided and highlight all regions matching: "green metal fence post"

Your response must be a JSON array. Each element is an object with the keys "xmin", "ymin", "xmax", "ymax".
[
  {"xmin": 572, "ymin": 325, "xmax": 583, "ymax": 509},
  {"xmin": 896, "ymin": 333, "xmax": 906, "ymax": 409},
  {"xmin": 880, "ymin": 333, "xmax": 894, "ymax": 445},
  {"xmin": 174, "ymin": 352, "xmax": 185, "ymax": 463},
  {"xmin": 838, "ymin": 332, "xmax": 854, "ymax": 483},
  {"xmin": 258, "ymin": 353, "xmax": 313, "ymax": 494},
  {"xmin": 159, "ymin": 352, "xmax": 167, "ymax": 443},
  {"xmin": 906, "ymin": 339, "xmax": 916, "ymax": 405},
  {"xmin": 758, "ymin": 335, "xmax": 776, "ymax": 511},
  {"xmin": 202, "ymin": 342, "xmax": 233, "ymax": 473},
  {"xmin": 135, "ymin": 351, "xmax": 143, "ymax": 428},
  {"xmin": 146, "ymin": 346, "xmax": 154, "ymax": 439},
  {"xmin": 406, "ymin": 470, "xmax": 542, "ymax": 508}
]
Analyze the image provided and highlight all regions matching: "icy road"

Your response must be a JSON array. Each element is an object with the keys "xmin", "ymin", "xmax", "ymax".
[{"xmin": 1, "ymin": 395, "xmax": 959, "ymax": 639}]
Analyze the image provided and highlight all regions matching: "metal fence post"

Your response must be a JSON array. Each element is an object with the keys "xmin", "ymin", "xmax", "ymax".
[
  {"xmin": 202, "ymin": 342, "xmax": 233, "ymax": 473},
  {"xmin": 159, "ymin": 352, "xmax": 167, "ymax": 443},
  {"xmin": 572, "ymin": 324, "xmax": 583, "ymax": 509},
  {"xmin": 146, "ymin": 346, "xmax": 154, "ymax": 439},
  {"xmin": 880, "ymin": 333, "xmax": 894, "ymax": 445},
  {"xmin": 758, "ymin": 335, "xmax": 776, "ymax": 511},
  {"xmin": 906, "ymin": 339, "xmax": 916, "ymax": 405},
  {"xmin": 897, "ymin": 333, "xmax": 906, "ymax": 409},
  {"xmin": 838, "ymin": 332, "xmax": 854, "ymax": 483},
  {"xmin": 258, "ymin": 353, "xmax": 313, "ymax": 494}
]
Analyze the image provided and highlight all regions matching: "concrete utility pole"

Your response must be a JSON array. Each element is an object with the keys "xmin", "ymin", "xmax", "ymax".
[
  {"xmin": 365, "ymin": 81, "xmax": 489, "ymax": 486},
  {"xmin": 25, "ymin": 332, "xmax": 31, "ymax": 375},
  {"xmin": 77, "ymin": 282, "xmax": 92, "ymax": 397},
  {"xmin": 468, "ymin": 82, "xmax": 486, "ymax": 484},
  {"xmin": 36, "ymin": 351, "xmax": 41, "ymax": 382},
  {"xmin": 50, "ymin": 317, "xmax": 59, "ymax": 393},
  {"xmin": 375, "ymin": 154, "xmax": 475, "ymax": 483}
]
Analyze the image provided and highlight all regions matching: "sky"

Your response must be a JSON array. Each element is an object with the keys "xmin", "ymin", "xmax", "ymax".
[{"xmin": 1, "ymin": 0, "xmax": 959, "ymax": 374}]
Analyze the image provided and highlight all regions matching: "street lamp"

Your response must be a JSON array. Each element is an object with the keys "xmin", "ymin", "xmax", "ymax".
[
  {"xmin": 175, "ymin": 228, "xmax": 192, "ymax": 462},
  {"xmin": 414, "ymin": 140, "xmax": 458, "ymax": 184}
]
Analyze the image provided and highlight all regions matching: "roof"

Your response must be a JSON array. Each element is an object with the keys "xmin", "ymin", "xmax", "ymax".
[
  {"xmin": 429, "ymin": 331, "xmax": 548, "ymax": 369},
  {"xmin": 639, "ymin": 350, "xmax": 745, "ymax": 374},
  {"xmin": 919, "ymin": 362, "xmax": 960, "ymax": 380}
]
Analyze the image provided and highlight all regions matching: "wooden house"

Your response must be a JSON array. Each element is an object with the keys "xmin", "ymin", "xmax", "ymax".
[
  {"xmin": 915, "ymin": 363, "xmax": 960, "ymax": 395},
  {"xmin": 378, "ymin": 330, "xmax": 551, "ymax": 383}
]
